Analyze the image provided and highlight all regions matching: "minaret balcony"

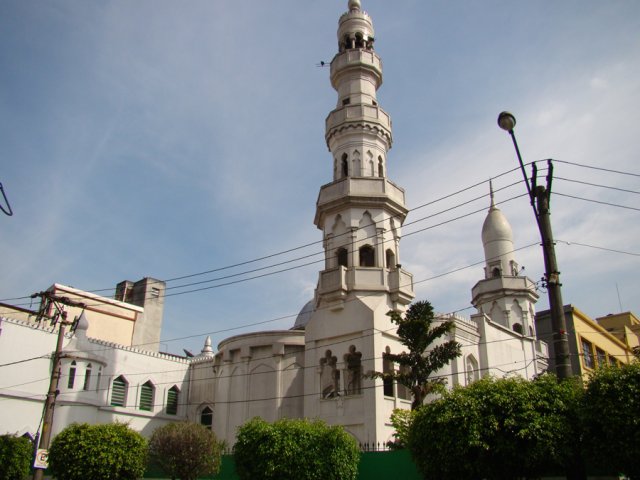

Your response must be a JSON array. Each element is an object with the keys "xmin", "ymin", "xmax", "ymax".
[
  {"xmin": 317, "ymin": 266, "xmax": 414, "ymax": 305},
  {"xmin": 314, "ymin": 177, "xmax": 407, "ymax": 227},
  {"xmin": 330, "ymin": 49, "xmax": 383, "ymax": 87},
  {"xmin": 317, "ymin": 177, "xmax": 405, "ymax": 208},
  {"xmin": 325, "ymin": 104, "xmax": 392, "ymax": 143}
]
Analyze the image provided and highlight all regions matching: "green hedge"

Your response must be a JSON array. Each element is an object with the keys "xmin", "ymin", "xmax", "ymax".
[
  {"xmin": 234, "ymin": 418, "xmax": 359, "ymax": 480},
  {"xmin": 49, "ymin": 423, "xmax": 147, "ymax": 480},
  {"xmin": 0, "ymin": 435, "xmax": 33, "ymax": 480}
]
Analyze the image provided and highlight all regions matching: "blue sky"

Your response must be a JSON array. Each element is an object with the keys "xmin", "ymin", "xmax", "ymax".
[{"xmin": 1, "ymin": 0, "xmax": 638, "ymax": 355}]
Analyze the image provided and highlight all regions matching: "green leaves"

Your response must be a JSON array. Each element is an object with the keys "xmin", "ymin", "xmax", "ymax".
[
  {"xmin": 234, "ymin": 418, "xmax": 359, "ymax": 480},
  {"xmin": 48, "ymin": 422, "xmax": 147, "ymax": 480},
  {"xmin": 409, "ymin": 375, "xmax": 584, "ymax": 480},
  {"xmin": 0, "ymin": 435, "xmax": 32, "ymax": 480},
  {"xmin": 582, "ymin": 362, "xmax": 640, "ymax": 478},
  {"xmin": 373, "ymin": 300, "xmax": 462, "ymax": 410}
]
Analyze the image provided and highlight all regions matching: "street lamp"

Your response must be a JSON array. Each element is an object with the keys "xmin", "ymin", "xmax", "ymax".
[{"xmin": 497, "ymin": 111, "xmax": 573, "ymax": 380}]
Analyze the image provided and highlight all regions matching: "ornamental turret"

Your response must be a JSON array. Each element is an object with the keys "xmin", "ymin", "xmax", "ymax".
[{"xmin": 472, "ymin": 183, "xmax": 539, "ymax": 335}]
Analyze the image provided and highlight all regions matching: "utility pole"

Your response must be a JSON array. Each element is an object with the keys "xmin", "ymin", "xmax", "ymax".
[
  {"xmin": 32, "ymin": 292, "xmax": 84, "ymax": 480},
  {"xmin": 498, "ymin": 112, "xmax": 573, "ymax": 380},
  {"xmin": 533, "ymin": 174, "xmax": 573, "ymax": 379}
]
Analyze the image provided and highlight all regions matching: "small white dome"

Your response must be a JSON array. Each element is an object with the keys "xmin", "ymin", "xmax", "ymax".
[{"xmin": 481, "ymin": 205, "xmax": 514, "ymax": 246}]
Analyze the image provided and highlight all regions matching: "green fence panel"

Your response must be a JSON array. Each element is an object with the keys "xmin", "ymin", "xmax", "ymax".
[{"xmin": 358, "ymin": 450, "xmax": 421, "ymax": 480}]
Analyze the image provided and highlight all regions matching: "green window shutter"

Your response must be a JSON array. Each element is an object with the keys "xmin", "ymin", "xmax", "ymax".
[
  {"xmin": 111, "ymin": 376, "xmax": 127, "ymax": 407},
  {"xmin": 166, "ymin": 386, "xmax": 179, "ymax": 415},
  {"xmin": 139, "ymin": 382, "xmax": 154, "ymax": 411}
]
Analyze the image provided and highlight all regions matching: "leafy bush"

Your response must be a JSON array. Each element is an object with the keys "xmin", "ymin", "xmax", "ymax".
[
  {"xmin": 234, "ymin": 417, "xmax": 359, "ymax": 480},
  {"xmin": 0, "ymin": 435, "xmax": 33, "ymax": 480},
  {"xmin": 149, "ymin": 422, "xmax": 222, "ymax": 480},
  {"xmin": 48, "ymin": 422, "xmax": 147, "ymax": 480},
  {"xmin": 388, "ymin": 408, "xmax": 416, "ymax": 449},
  {"xmin": 583, "ymin": 362, "xmax": 640, "ymax": 478},
  {"xmin": 409, "ymin": 374, "xmax": 583, "ymax": 480}
]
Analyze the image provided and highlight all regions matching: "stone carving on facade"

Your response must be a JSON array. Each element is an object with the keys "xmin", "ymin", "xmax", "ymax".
[
  {"xmin": 320, "ymin": 350, "xmax": 339, "ymax": 398},
  {"xmin": 344, "ymin": 345, "xmax": 362, "ymax": 395}
]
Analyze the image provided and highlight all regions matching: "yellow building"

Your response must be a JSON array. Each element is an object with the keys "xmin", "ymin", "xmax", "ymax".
[{"xmin": 535, "ymin": 305, "xmax": 638, "ymax": 379}]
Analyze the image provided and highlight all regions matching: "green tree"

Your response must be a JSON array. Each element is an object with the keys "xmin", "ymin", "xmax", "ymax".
[
  {"xmin": 369, "ymin": 300, "xmax": 461, "ymax": 410},
  {"xmin": 409, "ymin": 374, "xmax": 583, "ymax": 480},
  {"xmin": 582, "ymin": 361, "xmax": 640, "ymax": 479},
  {"xmin": 0, "ymin": 434, "xmax": 33, "ymax": 480},
  {"xmin": 148, "ymin": 422, "xmax": 222, "ymax": 480},
  {"xmin": 234, "ymin": 417, "xmax": 359, "ymax": 480},
  {"xmin": 48, "ymin": 423, "xmax": 147, "ymax": 480}
]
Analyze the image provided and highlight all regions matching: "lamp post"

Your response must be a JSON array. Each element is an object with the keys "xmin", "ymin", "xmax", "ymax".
[{"xmin": 497, "ymin": 112, "xmax": 573, "ymax": 380}]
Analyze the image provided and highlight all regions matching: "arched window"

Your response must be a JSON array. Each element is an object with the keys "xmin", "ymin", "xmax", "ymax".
[
  {"xmin": 378, "ymin": 156, "xmax": 384, "ymax": 177},
  {"xmin": 111, "ymin": 376, "xmax": 128, "ymax": 407},
  {"xmin": 386, "ymin": 249, "xmax": 396, "ymax": 269},
  {"xmin": 67, "ymin": 361, "xmax": 77, "ymax": 389},
  {"xmin": 166, "ymin": 386, "xmax": 180, "ymax": 415},
  {"xmin": 341, "ymin": 153, "xmax": 349, "ymax": 177},
  {"xmin": 139, "ymin": 381, "xmax": 154, "ymax": 411},
  {"xmin": 83, "ymin": 363, "xmax": 92, "ymax": 391},
  {"xmin": 492, "ymin": 267, "xmax": 501, "ymax": 278},
  {"xmin": 336, "ymin": 247, "xmax": 348, "ymax": 267},
  {"xmin": 513, "ymin": 323, "xmax": 523, "ymax": 335},
  {"xmin": 466, "ymin": 355, "xmax": 479, "ymax": 385},
  {"xmin": 200, "ymin": 406, "xmax": 213, "ymax": 430},
  {"xmin": 359, "ymin": 245, "xmax": 375, "ymax": 267}
]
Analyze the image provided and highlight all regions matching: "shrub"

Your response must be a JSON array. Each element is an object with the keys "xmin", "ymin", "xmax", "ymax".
[
  {"xmin": 583, "ymin": 362, "xmax": 640, "ymax": 478},
  {"xmin": 0, "ymin": 435, "xmax": 33, "ymax": 480},
  {"xmin": 234, "ymin": 417, "xmax": 359, "ymax": 480},
  {"xmin": 48, "ymin": 422, "xmax": 147, "ymax": 480},
  {"xmin": 388, "ymin": 408, "xmax": 416, "ymax": 449},
  {"xmin": 149, "ymin": 422, "xmax": 222, "ymax": 480},
  {"xmin": 409, "ymin": 375, "xmax": 583, "ymax": 479}
]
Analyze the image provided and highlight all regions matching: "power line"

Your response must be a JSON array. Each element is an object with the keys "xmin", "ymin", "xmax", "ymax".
[
  {"xmin": 552, "ymin": 159, "xmax": 640, "ymax": 178},
  {"xmin": 554, "ymin": 192, "xmax": 640, "ymax": 212},
  {"xmin": 1, "ymin": 168, "xmax": 524, "ymax": 305},
  {"xmin": 554, "ymin": 176, "xmax": 640, "ymax": 196}
]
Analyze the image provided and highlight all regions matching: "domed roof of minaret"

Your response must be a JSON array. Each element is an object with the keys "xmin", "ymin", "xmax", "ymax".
[
  {"xmin": 481, "ymin": 182, "xmax": 514, "ymax": 247},
  {"xmin": 338, "ymin": 0, "xmax": 374, "ymax": 43}
]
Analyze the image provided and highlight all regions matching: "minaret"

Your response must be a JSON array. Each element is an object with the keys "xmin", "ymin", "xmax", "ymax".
[
  {"xmin": 304, "ymin": 0, "xmax": 414, "ymax": 446},
  {"xmin": 471, "ymin": 183, "xmax": 539, "ymax": 335},
  {"xmin": 313, "ymin": 0, "xmax": 414, "ymax": 310}
]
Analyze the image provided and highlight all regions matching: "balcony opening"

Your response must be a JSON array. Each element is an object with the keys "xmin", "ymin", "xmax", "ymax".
[{"xmin": 359, "ymin": 245, "xmax": 375, "ymax": 267}]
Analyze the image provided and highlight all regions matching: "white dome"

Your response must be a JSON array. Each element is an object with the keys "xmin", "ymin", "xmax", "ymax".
[{"xmin": 481, "ymin": 205, "xmax": 514, "ymax": 246}]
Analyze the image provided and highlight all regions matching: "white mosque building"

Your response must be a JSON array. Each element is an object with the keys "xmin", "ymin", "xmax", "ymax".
[{"xmin": 0, "ymin": 0, "xmax": 547, "ymax": 448}]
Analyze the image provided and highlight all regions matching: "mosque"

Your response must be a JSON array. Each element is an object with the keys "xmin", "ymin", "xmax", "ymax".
[{"xmin": 0, "ymin": 0, "xmax": 546, "ymax": 447}]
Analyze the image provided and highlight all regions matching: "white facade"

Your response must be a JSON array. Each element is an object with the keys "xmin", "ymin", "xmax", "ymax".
[
  {"xmin": 0, "ymin": 316, "xmax": 189, "ymax": 440},
  {"xmin": 0, "ymin": 0, "xmax": 548, "ymax": 448}
]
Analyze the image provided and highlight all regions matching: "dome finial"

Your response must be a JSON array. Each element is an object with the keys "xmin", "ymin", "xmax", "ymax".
[
  {"xmin": 489, "ymin": 179, "xmax": 496, "ymax": 209},
  {"xmin": 348, "ymin": 0, "xmax": 361, "ymax": 12}
]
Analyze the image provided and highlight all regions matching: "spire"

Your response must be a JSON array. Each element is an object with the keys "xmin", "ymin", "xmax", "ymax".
[
  {"xmin": 200, "ymin": 335, "xmax": 214, "ymax": 357},
  {"xmin": 489, "ymin": 179, "xmax": 496, "ymax": 209},
  {"xmin": 348, "ymin": 0, "xmax": 361, "ymax": 11}
]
